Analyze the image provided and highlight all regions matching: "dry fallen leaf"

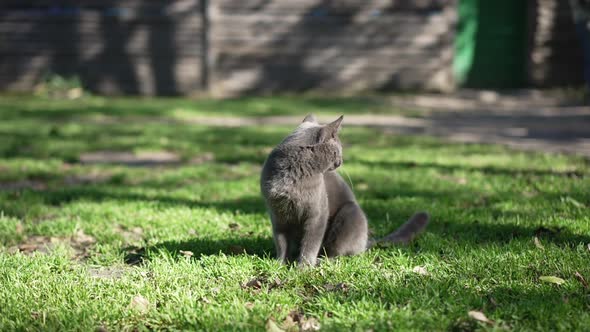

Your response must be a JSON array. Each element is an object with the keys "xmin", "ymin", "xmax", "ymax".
[
  {"xmin": 282, "ymin": 313, "xmax": 298, "ymax": 330},
  {"xmin": 242, "ymin": 277, "xmax": 263, "ymax": 290},
  {"xmin": 179, "ymin": 250, "xmax": 194, "ymax": 258},
  {"xmin": 283, "ymin": 311, "xmax": 320, "ymax": 332},
  {"xmin": 241, "ymin": 276, "xmax": 284, "ymax": 293},
  {"xmin": 533, "ymin": 236, "xmax": 545, "ymax": 250},
  {"xmin": 72, "ymin": 229, "xmax": 96, "ymax": 245},
  {"xmin": 468, "ymin": 310, "xmax": 493, "ymax": 324},
  {"xmin": 266, "ymin": 318, "xmax": 285, "ymax": 332},
  {"xmin": 269, "ymin": 278, "xmax": 283, "ymax": 290},
  {"xmin": 324, "ymin": 283, "xmax": 349, "ymax": 292},
  {"xmin": 129, "ymin": 295, "xmax": 151, "ymax": 313},
  {"xmin": 540, "ymin": 276, "xmax": 566, "ymax": 285},
  {"xmin": 18, "ymin": 242, "xmax": 45, "ymax": 253},
  {"xmin": 575, "ymin": 272, "xmax": 589, "ymax": 289},
  {"xmin": 300, "ymin": 317, "xmax": 321, "ymax": 331},
  {"xmin": 15, "ymin": 235, "xmax": 59, "ymax": 254},
  {"xmin": 96, "ymin": 326, "xmax": 108, "ymax": 332},
  {"xmin": 412, "ymin": 266, "xmax": 430, "ymax": 276}
]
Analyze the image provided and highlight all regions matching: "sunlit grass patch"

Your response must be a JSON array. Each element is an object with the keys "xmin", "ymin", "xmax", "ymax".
[{"xmin": 0, "ymin": 95, "xmax": 589, "ymax": 331}]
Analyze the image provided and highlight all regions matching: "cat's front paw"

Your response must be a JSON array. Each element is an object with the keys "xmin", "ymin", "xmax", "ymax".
[{"xmin": 297, "ymin": 256, "xmax": 317, "ymax": 268}]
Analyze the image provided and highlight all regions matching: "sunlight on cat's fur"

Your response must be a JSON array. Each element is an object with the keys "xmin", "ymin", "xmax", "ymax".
[{"xmin": 260, "ymin": 114, "xmax": 429, "ymax": 267}]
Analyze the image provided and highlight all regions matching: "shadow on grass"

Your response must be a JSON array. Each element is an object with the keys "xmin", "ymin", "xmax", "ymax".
[
  {"xmin": 3, "ymin": 180, "xmax": 589, "ymax": 266},
  {"xmin": 350, "ymin": 158, "xmax": 589, "ymax": 178},
  {"xmin": 0, "ymin": 95, "xmax": 389, "ymax": 120},
  {"xmin": 432, "ymin": 217, "xmax": 590, "ymax": 247},
  {"xmin": 124, "ymin": 218, "xmax": 590, "ymax": 266},
  {"xmin": 34, "ymin": 188, "xmax": 268, "ymax": 215},
  {"xmin": 320, "ymin": 278, "xmax": 590, "ymax": 330},
  {"xmin": 0, "ymin": 120, "xmax": 285, "ymax": 164},
  {"xmin": 132, "ymin": 236, "xmax": 275, "ymax": 265}
]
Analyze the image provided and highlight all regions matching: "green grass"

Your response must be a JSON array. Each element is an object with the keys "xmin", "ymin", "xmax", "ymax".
[
  {"xmin": 0, "ymin": 93, "xmax": 420, "ymax": 119},
  {"xmin": 0, "ymin": 95, "xmax": 589, "ymax": 331}
]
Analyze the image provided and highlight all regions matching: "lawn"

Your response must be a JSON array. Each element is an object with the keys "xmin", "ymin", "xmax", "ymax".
[{"xmin": 0, "ymin": 95, "xmax": 589, "ymax": 331}]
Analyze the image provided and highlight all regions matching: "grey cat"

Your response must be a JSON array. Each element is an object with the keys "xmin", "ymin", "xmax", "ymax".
[{"xmin": 260, "ymin": 114, "xmax": 429, "ymax": 266}]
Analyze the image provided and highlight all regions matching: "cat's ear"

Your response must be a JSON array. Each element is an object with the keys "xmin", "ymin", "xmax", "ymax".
[
  {"xmin": 302, "ymin": 114, "xmax": 317, "ymax": 123},
  {"xmin": 318, "ymin": 115, "xmax": 343, "ymax": 142},
  {"xmin": 326, "ymin": 115, "xmax": 343, "ymax": 133}
]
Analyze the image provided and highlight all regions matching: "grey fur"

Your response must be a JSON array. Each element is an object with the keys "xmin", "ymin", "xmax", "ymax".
[{"xmin": 260, "ymin": 115, "xmax": 429, "ymax": 266}]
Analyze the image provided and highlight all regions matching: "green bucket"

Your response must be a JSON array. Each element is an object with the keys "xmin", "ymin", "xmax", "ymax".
[{"xmin": 453, "ymin": 0, "xmax": 527, "ymax": 88}]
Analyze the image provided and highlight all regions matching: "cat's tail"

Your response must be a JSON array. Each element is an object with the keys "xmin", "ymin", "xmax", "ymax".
[{"xmin": 369, "ymin": 212, "xmax": 430, "ymax": 248}]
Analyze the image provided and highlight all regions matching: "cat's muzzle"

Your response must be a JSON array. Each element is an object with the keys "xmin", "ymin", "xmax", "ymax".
[{"xmin": 329, "ymin": 159, "xmax": 342, "ymax": 171}]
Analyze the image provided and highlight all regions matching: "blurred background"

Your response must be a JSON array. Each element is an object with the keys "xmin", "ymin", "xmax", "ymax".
[
  {"xmin": 0, "ymin": 0, "xmax": 588, "ymax": 98},
  {"xmin": 2, "ymin": 3, "xmax": 590, "ymax": 331}
]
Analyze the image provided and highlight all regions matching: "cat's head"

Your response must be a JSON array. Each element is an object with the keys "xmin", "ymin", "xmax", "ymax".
[
  {"xmin": 285, "ymin": 114, "xmax": 343, "ymax": 146},
  {"xmin": 279, "ymin": 114, "xmax": 343, "ymax": 171}
]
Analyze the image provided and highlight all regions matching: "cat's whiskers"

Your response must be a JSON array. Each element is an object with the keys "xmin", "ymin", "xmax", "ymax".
[{"xmin": 340, "ymin": 166, "xmax": 355, "ymax": 192}]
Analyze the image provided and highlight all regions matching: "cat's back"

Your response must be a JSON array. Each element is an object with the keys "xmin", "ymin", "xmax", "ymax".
[
  {"xmin": 260, "ymin": 148, "xmax": 281, "ymax": 198},
  {"xmin": 259, "ymin": 146, "xmax": 302, "ymax": 198}
]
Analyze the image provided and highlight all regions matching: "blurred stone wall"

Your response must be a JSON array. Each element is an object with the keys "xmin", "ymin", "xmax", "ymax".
[
  {"xmin": 208, "ymin": 0, "xmax": 457, "ymax": 96},
  {"xmin": 0, "ymin": 0, "xmax": 205, "ymax": 95},
  {"xmin": 526, "ymin": 0, "xmax": 585, "ymax": 87},
  {"xmin": 0, "ymin": 0, "xmax": 584, "ymax": 96}
]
